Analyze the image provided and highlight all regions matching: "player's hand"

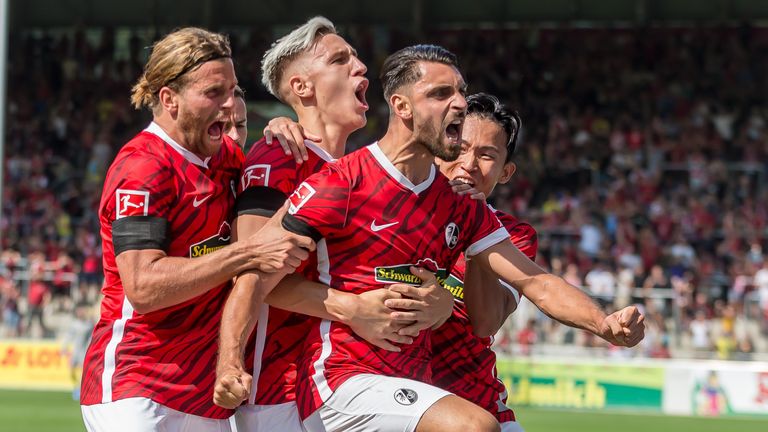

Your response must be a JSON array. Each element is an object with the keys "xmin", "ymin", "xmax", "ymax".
[
  {"xmin": 213, "ymin": 364, "xmax": 252, "ymax": 409},
  {"xmin": 598, "ymin": 305, "xmax": 645, "ymax": 347},
  {"xmin": 448, "ymin": 179, "xmax": 485, "ymax": 200},
  {"xmin": 247, "ymin": 202, "xmax": 315, "ymax": 273},
  {"xmin": 385, "ymin": 266, "xmax": 453, "ymax": 335},
  {"xmin": 346, "ymin": 288, "xmax": 415, "ymax": 352},
  {"xmin": 263, "ymin": 117, "xmax": 321, "ymax": 164}
]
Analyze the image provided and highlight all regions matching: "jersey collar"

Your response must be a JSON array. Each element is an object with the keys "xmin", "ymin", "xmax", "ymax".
[
  {"xmin": 305, "ymin": 140, "xmax": 336, "ymax": 162},
  {"xmin": 144, "ymin": 122, "xmax": 211, "ymax": 169},
  {"xmin": 367, "ymin": 142, "xmax": 435, "ymax": 195}
]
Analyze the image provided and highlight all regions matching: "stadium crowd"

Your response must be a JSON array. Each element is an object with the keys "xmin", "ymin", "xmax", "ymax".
[{"xmin": 1, "ymin": 24, "xmax": 768, "ymax": 360}]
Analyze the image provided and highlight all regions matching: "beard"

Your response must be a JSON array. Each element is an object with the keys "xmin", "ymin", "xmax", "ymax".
[
  {"xmin": 177, "ymin": 105, "xmax": 220, "ymax": 156},
  {"xmin": 414, "ymin": 116, "xmax": 461, "ymax": 161}
]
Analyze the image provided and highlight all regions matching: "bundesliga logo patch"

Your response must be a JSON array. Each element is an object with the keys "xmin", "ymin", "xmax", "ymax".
[
  {"xmin": 241, "ymin": 164, "xmax": 270, "ymax": 190},
  {"xmin": 115, "ymin": 189, "xmax": 149, "ymax": 219},
  {"xmin": 394, "ymin": 388, "xmax": 418, "ymax": 405},
  {"xmin": 288, "ymin": 183, "xmax": 316, "ymax": 214}
]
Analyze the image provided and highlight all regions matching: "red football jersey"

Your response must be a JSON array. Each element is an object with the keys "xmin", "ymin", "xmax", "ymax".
[
  {"xmin": 285, "ymin": 142, "xmax": 510, "ymax": 419},
  {"xmin": 80, "ymin": 122, "xmax": 244, "ymax": 419},
  {"xmin": 238, "ymin": 138, "xmax": 333, "ymax": 405},
  {"xmin": 431, "ymin": 206, "xmax": 538, "ymax": 423}
]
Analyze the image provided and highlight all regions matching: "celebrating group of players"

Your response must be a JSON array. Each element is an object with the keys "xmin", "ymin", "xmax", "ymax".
[{"xmin": 77, "ymin": 17, "xmax": 646, "ymax": 432}]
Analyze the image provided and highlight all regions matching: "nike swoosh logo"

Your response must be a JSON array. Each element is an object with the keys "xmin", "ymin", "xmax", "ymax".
[
  {"xmin": 370, "ymin": 220, "xmax": 399, "ymax": 232},
  {"xmin": 193, "ymin": 195, "xmax": 211, "ymax": 207}
]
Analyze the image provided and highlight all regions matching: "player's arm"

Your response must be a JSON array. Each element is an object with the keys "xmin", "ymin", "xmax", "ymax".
[
  {"xmin": 115, "ymin": 205, "xmax": 311, "ymax": 315},
  {"xmin": 470, "ymin": 239, "xmax": 645, "ymax": 347},
  {"xmin": 266, "ymin": 272, "xmax": 442, "ymax": 352},
  {"xmin": 462, "ymin": 260, "xmax": 518, "ymax": 338}
]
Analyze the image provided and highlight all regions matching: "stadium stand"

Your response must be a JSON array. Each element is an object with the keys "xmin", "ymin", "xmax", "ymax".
[{"xmin": 1, "ymin": 25, "xmax": 767, "ymax": 360}]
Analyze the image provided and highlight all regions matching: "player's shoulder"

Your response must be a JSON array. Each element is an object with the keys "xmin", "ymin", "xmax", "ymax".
[
  {"xmin": 244, "ymin": 137, "xmax": 296, "ymax": 167},
  {"xmin": 492, "ymin": 207, "xmax": 537, "ymax": 237},
  {"xmin": 114, "ymin": 130, "xmax": 171, "ymax": 170}
]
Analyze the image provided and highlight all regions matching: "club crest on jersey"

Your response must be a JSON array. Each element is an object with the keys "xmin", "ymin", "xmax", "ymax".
[
  {"xmin": 445, "ymin": 222, "xmax": 459, "ymax": 249},
  {"xmin": 394, "ymin": 388, "xmax": 418, "ymax": 405},
  {"xmin": 288, "ymin": 183, "xmax": 316, "ymax": 214},
  {"xmin": 115, "ymin": 189, "xmax": 149, "ymax": 219},
  {"xmin": 375, "ymin": 258, "xmax": 448, "ymax": 285},
  {"xmin": 189, "ymin": 221, "xmax": 231, "ymax": 258},
  {"xmin": 241, "ymin": 164, "xmax": 270, "ymax": 190}
]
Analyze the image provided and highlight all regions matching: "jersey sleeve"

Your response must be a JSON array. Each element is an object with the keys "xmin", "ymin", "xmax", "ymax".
[
  {"xmin": 237, "ymin": 139, "xmax": 299, "ymax": 217},
  {"xmin": 103, "ymin": 151, "xmax": 176, "ymax": 254},
  {"xmin": 282, "ymin": 165, "xmax": 350, "ymax": 242},
  {"xmin": 507, "ymin": 222, "xmax": 538, "ymax": 260},
  {"xmin": 463, "ymin": 199, "xmax": 508, "ymax": 257}
]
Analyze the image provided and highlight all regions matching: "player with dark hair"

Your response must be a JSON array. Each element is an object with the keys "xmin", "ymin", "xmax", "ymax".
[
  {"xmin": 225, "ymin": 85, "xmax": 248, "ymax": 148},
  {"xmin": 432, "ymin": 92, "xmax": 531, "ymax": 432},
  {"xmin": 282, "ymin": 44, "xmax": 644, "ymax": 432}
]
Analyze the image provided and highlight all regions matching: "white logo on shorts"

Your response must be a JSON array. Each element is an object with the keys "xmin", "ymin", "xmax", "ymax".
[{"xmin": 394, "ymin": 388, "xmax": 418, "ymax": 405}]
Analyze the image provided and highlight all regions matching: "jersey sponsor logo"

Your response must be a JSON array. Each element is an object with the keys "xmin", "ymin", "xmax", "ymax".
[
  {"xmin": 189, "ymin": 221, "xmax": 231, "ymax": 257},
  {"xmin": 115, "ymin": 189, "xmax": 149, "ymax": 219},
  {"xmin": 394, "ymin": 388, "xmax": 418, "ymax": 405},
  {"xmin": 445, "ymin": 222, "xmax": 459, "ymax": 249},
  {"xmin": 374, "ymin": 258, "xmax": 448, "ymax": 286},
  {"xmin": 288, "ymin": 183, "xmax": 316, "ymax": 214},
  {"xmin": 441, "ymin": 274, "xmax": 465, "ymax": 301},
  {"xmin": 192, "ymin": 194, "xmax": 211, "ymax": 207},
  {"xmin": 241, "ymin": 164, "xmax": 270, "ymax": 190},
  {"xmin": 370, "ymin": 220, "xmax": 399, "ymax": 232}
]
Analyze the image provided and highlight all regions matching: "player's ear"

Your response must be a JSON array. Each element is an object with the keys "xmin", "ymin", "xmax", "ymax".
[
  {"xmin": 289, "ymin": 75, "xmax": 314, "ymax": 99},
  {"xmin": 498, "ymin": 162, "xmax": 516, "ymax": 184},
  {"xmin": 390, "ymin": 93, "xmax": 412, "ymax": 120},
  {"xmin": 158, "ymin": 87, "xmax": 179, "ymax": 117}
]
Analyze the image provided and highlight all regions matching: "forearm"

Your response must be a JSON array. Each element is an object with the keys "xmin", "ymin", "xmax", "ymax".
[
  {"xmin": 118, "ymin": 242, "xmax": 256, "ymax": 314},
  {"xmin": 517, "ymin": 273, "xmax": 605, "ymax": 334},
  {"xmin": 266, "ymin": 274, "xmax": 356, "ymax": 324},
  {"xmin": 463, "ymin": 261, "xmax": 516, "ymax": 337},
  {"xmin": 218, "ymin": 271, "xmax": 281, "ymax": 368}
]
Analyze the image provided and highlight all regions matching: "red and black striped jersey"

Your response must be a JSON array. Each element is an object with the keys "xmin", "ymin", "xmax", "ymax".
[
  {"xmin": 80, "ymin": 122, "xmax": 243, "ymax": 419},
  {"xmin": 238, "ymin": 137, "xmax": 333, "ymax": 406},
  {"xmin": 284, "ymin": 142, "xmax": 510, "ymax": 419},
  {"xmin": 431, "ymin": 207, "xmax": 538, "ymax": 423}
]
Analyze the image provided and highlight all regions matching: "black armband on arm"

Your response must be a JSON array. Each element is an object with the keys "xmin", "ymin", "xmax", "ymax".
[
  {"xmin": 112, "ymin": 216, "xmax": 170, "ymax": 256},
  {"xmin": 236, "ymin": 186, "xmax": 288, "ymax": 217},
  {"xmin": 282, "ymin": 214, "xmax": 323, "ymax": 243}
]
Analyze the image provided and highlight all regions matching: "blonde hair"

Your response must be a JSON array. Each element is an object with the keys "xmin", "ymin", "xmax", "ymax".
[
  {"xmin": 260, "ymin": 16, "xmax": 336, "ymax": 101},
  {"xmin": 131, "ymin": 27, "xmax": 231, "ymax": 112}
]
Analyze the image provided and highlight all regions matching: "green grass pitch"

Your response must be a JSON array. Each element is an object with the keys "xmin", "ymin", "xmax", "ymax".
[{"xmin": 0, "ymin": 389, "xmax": 765, "ymax": 431}]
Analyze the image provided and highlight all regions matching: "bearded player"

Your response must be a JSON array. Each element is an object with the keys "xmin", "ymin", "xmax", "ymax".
[{"xmin": 280, "ymin": 44, "xmax": 644, "ymax": 432}]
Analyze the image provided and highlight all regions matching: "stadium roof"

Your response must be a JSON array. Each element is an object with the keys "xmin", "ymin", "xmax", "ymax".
[{"xmin": 9, "ymin": 0, "xmax": 768, "ymax": 29}]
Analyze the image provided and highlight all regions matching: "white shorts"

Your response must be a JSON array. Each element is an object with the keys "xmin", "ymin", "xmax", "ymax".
[
  {"xmin": 501, "ymin": 420, "xmax": 524, "ymax": 432},
  {"xmin": 302, "ymin": 374, "xmax": 452, "ymax": 432},
  {"xmin": 233, "ymin": 402, "xmax": 303, "ymax": 432},
  {"xmin": 81, "ymin": 397, "xmax": 232, "ymax": 432}
]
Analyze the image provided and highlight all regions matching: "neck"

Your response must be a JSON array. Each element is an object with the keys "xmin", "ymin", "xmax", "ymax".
[
  {"xmin": 295, "ymin": 107, "xmax": 352, "ymax": 159},
  {"xmin": 153, "ymin": 113, "xmax": 211, "ymax": 157},
  {"xmin": 376, "ymin": 121, "xmax": 435, "ymax": 185}
]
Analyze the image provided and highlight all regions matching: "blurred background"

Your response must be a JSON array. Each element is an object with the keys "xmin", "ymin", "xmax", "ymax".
[{"xmin": 1, "ymin": 0, "xmax": 768, "ymax": 430}]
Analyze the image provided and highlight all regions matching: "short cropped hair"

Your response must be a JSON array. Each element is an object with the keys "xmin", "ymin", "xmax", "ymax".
[
  {"xmin": 466, "ymin": 92, "xmax": 522, "ymax": 161},
  {"xmin": 261, "ymin": 16, "xmax": 336, "ymax": 101},
  {"xmin": 131, "ymin": 27, "xmax": 231, "ymax": 112},
  {"xmin": 379, "ymin": 44, "xmax": 459, "ymax": 100}
]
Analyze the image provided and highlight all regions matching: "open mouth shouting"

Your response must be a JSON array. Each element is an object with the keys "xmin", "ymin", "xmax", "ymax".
[
  {"xmin": 445, "ymin": 118, "xmax": 464, "ymax": 144},
  {"xmin": 354, "ymin": 79, "xmax": 369, "ymax": 111},
  {"xmin": 207, "ymin": 119, "xmax": 226, "ymax": 142}
]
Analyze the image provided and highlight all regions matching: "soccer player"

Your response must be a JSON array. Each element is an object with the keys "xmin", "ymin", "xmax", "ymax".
[
  {"xmin": 213, "ymin": 18, "xmax": 453, "ymax": 432},
  {"xmin": 281, "ymin": 44, "xmax": 644, "ymax": 432},
  {"xmin": 79, "ymin": 27, "xmax": 312, "ymax": 432},
  {"xmin": 225, "ymin": 85, "xmax": 248, "ymax": 148},
  {"xmin": 432, "ymin": 92, "xmax": 532, "ymax": 432}
]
